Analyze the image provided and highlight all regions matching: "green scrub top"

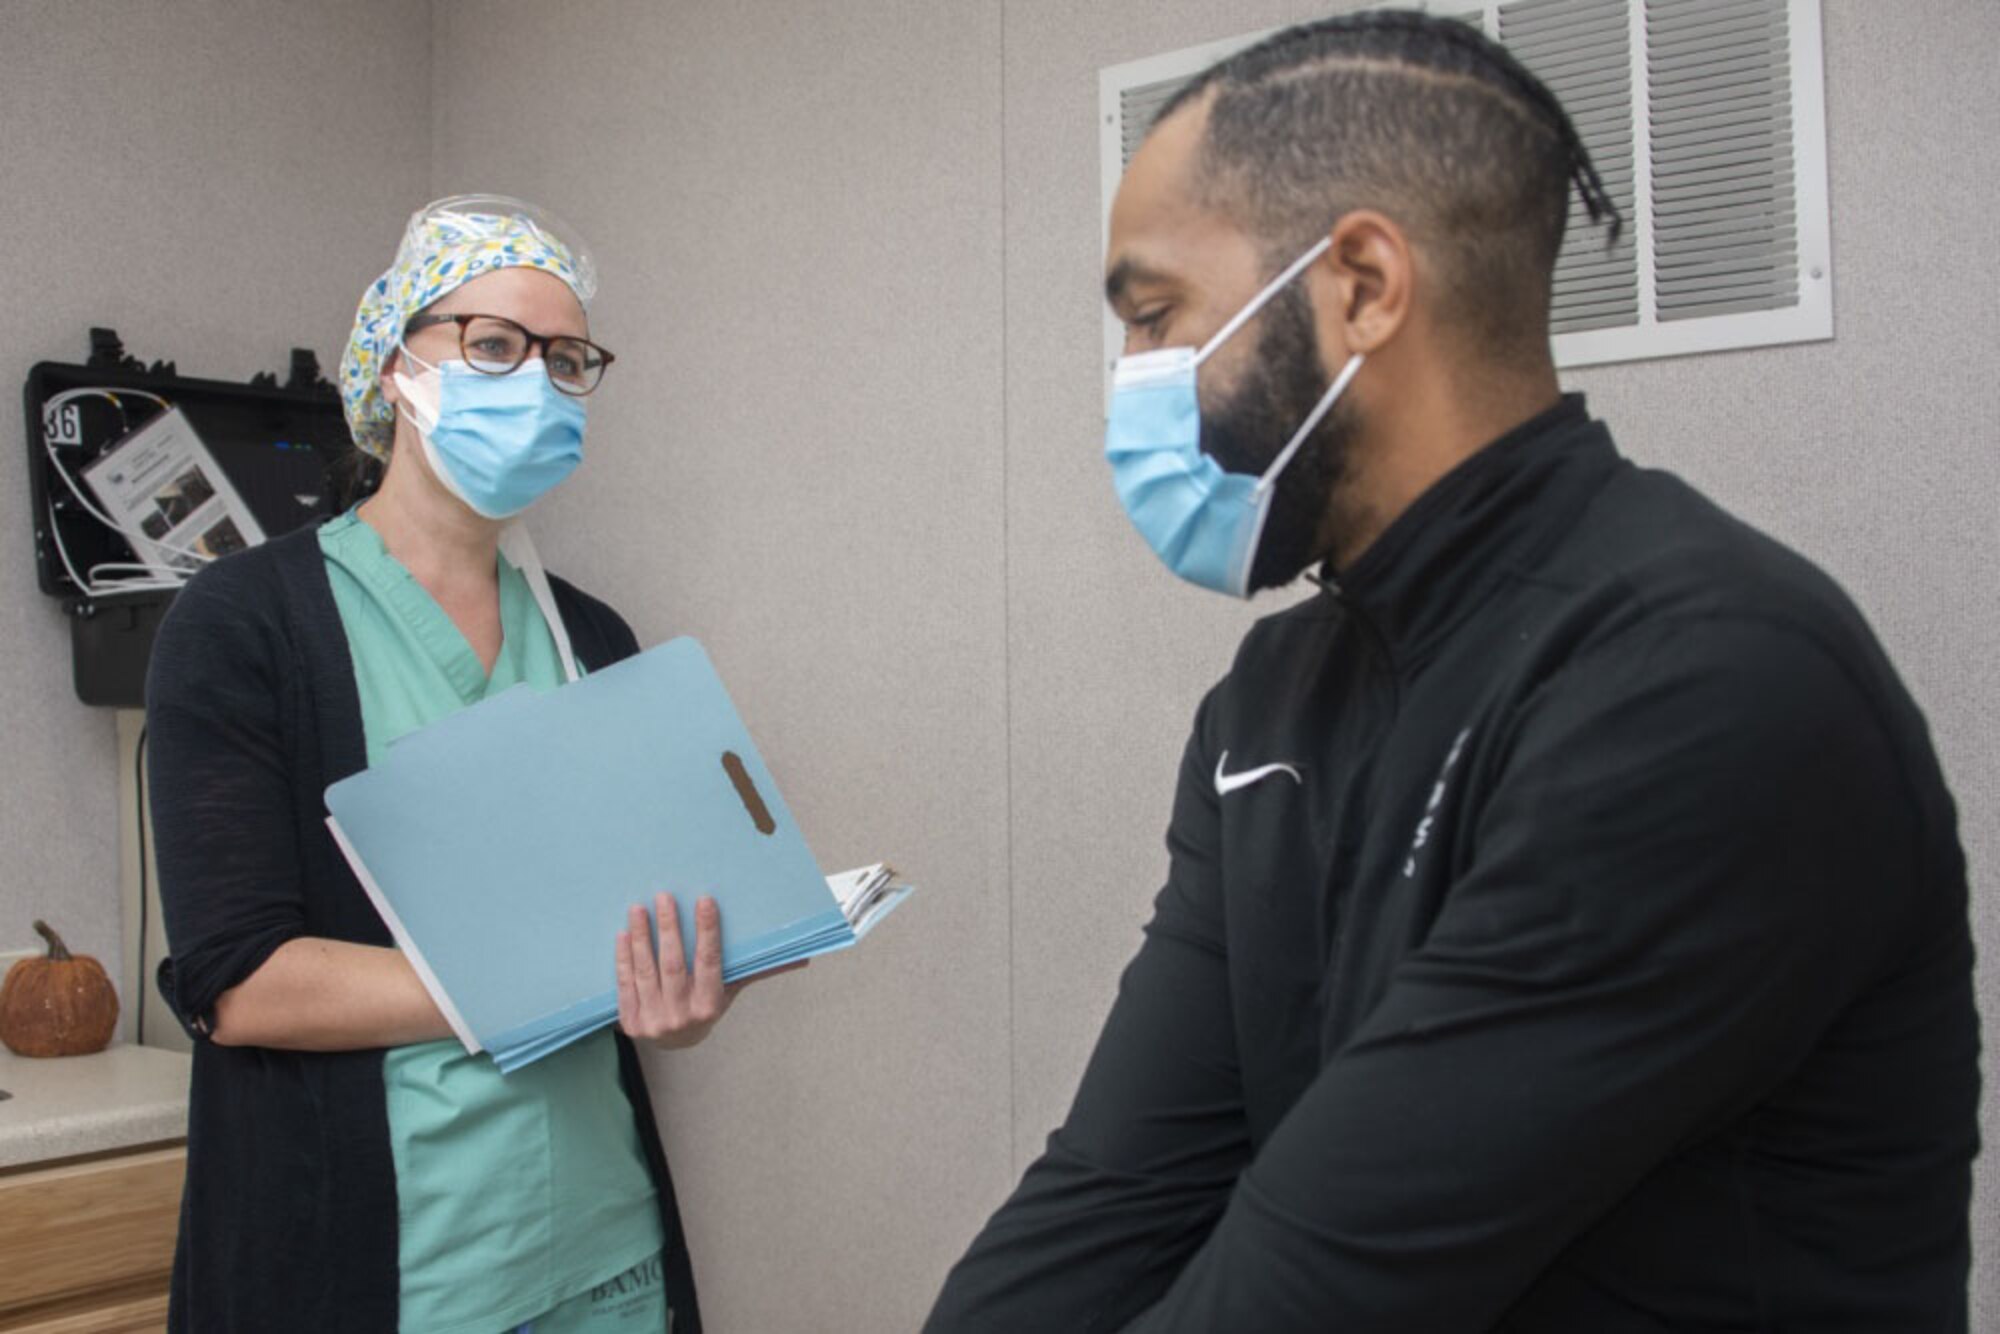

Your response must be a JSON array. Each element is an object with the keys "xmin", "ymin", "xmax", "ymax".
[{"xmin": 319, "ymin": 511, "xmax": 664, "ymax": 1334}]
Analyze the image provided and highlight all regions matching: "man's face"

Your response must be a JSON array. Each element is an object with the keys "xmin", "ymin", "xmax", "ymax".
[{"xmin": 1103, "ymin": 102, "xmax": 1359, "ymax": 592}]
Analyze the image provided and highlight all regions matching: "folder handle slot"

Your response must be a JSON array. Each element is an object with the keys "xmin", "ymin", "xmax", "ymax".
[{"xmin": 721, "ymin": 751, "xmax": 776, "ymax": 835}]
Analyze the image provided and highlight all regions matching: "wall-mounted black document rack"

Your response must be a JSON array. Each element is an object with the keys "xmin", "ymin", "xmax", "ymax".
[{"xmin": 25, "ymin": 328, "xmax": 360, "ymax": 706}]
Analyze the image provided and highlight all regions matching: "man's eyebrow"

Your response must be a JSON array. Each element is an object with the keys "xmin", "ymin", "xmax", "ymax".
[{"xmin": 1104, "ymin": 257, "xmax": 1171, "ymax": 308}]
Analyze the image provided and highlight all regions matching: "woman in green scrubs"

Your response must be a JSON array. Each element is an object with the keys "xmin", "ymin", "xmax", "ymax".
[{"xmin": 150, "ymin": 196, "xmax": 775, "ymax": 1332}]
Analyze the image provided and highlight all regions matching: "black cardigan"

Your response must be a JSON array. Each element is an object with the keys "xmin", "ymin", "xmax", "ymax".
[{"xmin": 145, "ymin": 523, "xmax": 701, "ymax": 1333}]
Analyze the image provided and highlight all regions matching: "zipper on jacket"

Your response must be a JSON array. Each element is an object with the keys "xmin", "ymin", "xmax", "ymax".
[
  {"xmin": 1308, "ymin": 571, "xmax": 1399, "ymax": 696},
  {"xmin": 1303, "ymin": 569, "xmax": 1404, "ymax": 991}
]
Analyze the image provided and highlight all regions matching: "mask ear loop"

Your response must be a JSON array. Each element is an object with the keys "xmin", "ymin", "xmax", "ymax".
[
  {"xmin": 1193, "ymin": 235, "xmax": 1334, "ymax": 368},
  {"xmin": 1254, "ymin": 353, "xmax": 1365, "ymax": 494},
  {"xmin": 389, "ymin": 335, "xmax": 453, "ymax": 437}
]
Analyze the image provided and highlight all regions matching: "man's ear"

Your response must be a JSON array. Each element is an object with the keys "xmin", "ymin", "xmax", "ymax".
[{"xmin": 1306, "ymin": 209, "xmax": 1414, "ymax": 361}]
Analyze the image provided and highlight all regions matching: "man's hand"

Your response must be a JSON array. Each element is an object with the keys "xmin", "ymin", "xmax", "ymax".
[{"xmin": 615, "ymin": 892, "xmax": 802, "ymax": 1049}]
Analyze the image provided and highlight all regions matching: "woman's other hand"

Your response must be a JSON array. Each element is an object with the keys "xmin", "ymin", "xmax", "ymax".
[{"xmin": 615, "ymin": 893, "xmax": 804, "ymax": 1049}]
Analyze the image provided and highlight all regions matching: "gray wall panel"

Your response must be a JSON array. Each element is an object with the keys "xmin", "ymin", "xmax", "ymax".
[
  {"xmin": 430, "ymin": 4, "xmax": 1013, "ymax": 1330},
  {"xmin": 0, "ymin": 0, "xmax": 430, "ymax": 1028}
]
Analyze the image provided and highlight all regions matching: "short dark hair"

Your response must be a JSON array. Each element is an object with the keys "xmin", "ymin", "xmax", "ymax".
[{"xmin": 1156, "ymin": 9, "xmax": 1620, "ymax": 363}]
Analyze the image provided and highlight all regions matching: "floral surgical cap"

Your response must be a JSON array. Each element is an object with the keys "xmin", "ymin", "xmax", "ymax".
[{"xmin": 339, "ymin": 195, "xmax": 597, "ymax": 459}]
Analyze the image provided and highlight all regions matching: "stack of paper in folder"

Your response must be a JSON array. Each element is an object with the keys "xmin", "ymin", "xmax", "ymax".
[{"xmin": 324, "ymin": 637, "xmax": 913, "ymax": 1072}]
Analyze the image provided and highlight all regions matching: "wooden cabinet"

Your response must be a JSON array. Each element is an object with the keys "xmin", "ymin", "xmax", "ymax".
[{"xmin": 0, "ymin": 1144, "xmax": 182, "ymax": 1333}]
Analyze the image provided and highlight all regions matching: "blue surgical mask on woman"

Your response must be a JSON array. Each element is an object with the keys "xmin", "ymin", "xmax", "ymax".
[
  {"xmin": 392, "ymin": 348, "xmax": 587, "ymax": 520},
  {"xmin": 1105, "ymin": 235, "xmax": 1364, "ymax": 598}
]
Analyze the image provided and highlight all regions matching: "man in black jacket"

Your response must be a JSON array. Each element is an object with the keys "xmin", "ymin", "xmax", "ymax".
[{"xmin": 927, "ymin": 11, "xmax": 1979, "ymax": 1332}]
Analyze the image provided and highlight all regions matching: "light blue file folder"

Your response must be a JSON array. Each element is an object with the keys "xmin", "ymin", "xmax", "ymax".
[{"xmin": 324, "ymin": 637, "xmax": 911, "ymax": 1072}]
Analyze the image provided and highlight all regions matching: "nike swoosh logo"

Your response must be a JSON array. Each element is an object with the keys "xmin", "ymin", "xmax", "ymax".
[{"xmin": 1214, "ymin": 751, "xmax": 1305, "ymax": 796}]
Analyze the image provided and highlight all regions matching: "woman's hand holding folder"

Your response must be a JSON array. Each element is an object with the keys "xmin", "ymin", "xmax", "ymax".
[{"xmin": 615, "ymin": 891, "xmax": 807, "ymax": 1050}]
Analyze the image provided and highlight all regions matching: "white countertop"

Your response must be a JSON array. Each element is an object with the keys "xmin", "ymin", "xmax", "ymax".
[{"xmin": 0, "ymin": 1043, "xmax": 191, "ymax": 1169}]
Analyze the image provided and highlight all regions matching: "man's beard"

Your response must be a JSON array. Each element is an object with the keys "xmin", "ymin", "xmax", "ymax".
[{"xmin": 1199, "ymin": 284, "xmax": 1359, "ymax": 593}]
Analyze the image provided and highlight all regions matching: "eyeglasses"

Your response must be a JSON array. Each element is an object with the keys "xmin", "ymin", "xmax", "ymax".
[{"xmin": 403, "ymin": 313, "xmax": 616, "ymax": 396}]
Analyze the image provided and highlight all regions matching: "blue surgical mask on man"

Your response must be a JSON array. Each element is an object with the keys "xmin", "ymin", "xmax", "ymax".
[
  {"xmin": 392, "ymin": 348, "xmax": 587, "ymax": 520},
  {"xmin": 1105, "ymin": 235, "xmax": 1364, "ymax": 598}
]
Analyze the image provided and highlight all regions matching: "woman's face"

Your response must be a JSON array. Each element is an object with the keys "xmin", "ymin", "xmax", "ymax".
[{"xmin": 375, "ymin": 266, "xmax": 593, "ymax": 513}]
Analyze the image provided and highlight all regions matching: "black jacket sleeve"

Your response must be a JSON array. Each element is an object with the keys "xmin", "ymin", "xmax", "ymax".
[
  {"xmin": 145, "ymin": 558, "xmax": 306, "ymax": 1037},
  {"xmin": 926, "ymin": 689, "xmax": 1253, "ymax": 1332},
  {"xmin": 1118, "ymin": 617, "xmax": 1919, "ymax": 1331}
]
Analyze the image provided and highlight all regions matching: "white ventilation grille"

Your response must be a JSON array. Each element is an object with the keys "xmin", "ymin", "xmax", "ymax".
[
  {"xmin": 1649, "ymin": 0, "xmax": 1799, "ymax": 321},
  {"xmin": 1098, "ymin": 0, "xmax": 1830, "ymax": 379},
  {"xmin": 1500, "ymin": 0, "xmax": 1641, "ymax": 334}
]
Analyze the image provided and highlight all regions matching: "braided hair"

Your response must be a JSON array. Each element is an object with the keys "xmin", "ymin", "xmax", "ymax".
[{"xmin": 1155, "ymin": 8, "xmax": 1622, "ymax": 360}]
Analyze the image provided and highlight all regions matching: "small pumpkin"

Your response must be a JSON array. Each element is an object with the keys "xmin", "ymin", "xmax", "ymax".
[{"xmin": 0, "ymin": 920, "xmax": 120, "ymax": 1057}]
